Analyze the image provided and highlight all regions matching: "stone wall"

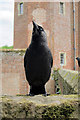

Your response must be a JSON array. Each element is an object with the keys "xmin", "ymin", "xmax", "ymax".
[
  {"xmin": 1, "ymin": 50, "xmax": 79, "ymax": 96},
  {"xmin": 53, "ymin": 69, "xmax": 79, "ymax": 94},
  {"xmin": 1, "ymin": 49, "xmax": 28, "ymax": 95},
  {"xmin": 1, "ymin": 50, "xmax": 54, "ymax": 96},
  {"xmin": 0, "ymin": 95, "xmax": 79, "ymax": 119}
]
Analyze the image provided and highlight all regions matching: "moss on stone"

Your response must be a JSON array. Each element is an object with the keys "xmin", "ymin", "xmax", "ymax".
[
  {"xmin": 0, "ymin": 95, "xmax": 79, "ymax": 119},
  {"xmin": 52, "ymin": 69, "xmax": 78, "ymax": 94},
  {"xmin": 0, "ymin": 49, "xmax": 26, "ymax": 57},
  {"xmin": 42, "ymin": 103, "xmax": 75, "ymax": 120},
  {"xmin": 0, "ymin": 49, "xmax": 26, "ymax": 52}
]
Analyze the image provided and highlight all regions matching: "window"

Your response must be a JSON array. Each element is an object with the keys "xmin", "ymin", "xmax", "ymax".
[
  {"xmin": 60, "ymin": 53, "xmax": 64, "ymax": 64},
  {"xmin": 59, "ymin": 2, "xmax": 65, "ymax": 15},
  {"xmin": 20, "ymin": 3, "xmax": 23, "ymax": 14},
  {"xmin": 18, "ymin": 3, "xmax": 23, "ymax": 15},
  {"xmin": 60, "ymin": 53, "xmax": 66, "ymax": 66}
]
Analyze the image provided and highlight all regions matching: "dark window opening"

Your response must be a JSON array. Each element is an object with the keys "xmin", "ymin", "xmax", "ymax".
[
  {"xmin": 20, "ymin": 3, "xmax": 23, "ymax": 15},
  {"xmin": 60, "ymin": 2, "xmax": 64, "ymax": 14},
  {"xmin": 60, "ymin": 53, "xmax": 64, "ymax": 65}
]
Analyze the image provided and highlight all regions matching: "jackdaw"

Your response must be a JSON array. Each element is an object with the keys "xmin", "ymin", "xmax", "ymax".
[
  {"xmin": 76, "ymin": 57, "xmax": 80, "ymax": 67},
  {"xmin": 24, "ymin": 21, "xmax": 53, "ymax": 95}
]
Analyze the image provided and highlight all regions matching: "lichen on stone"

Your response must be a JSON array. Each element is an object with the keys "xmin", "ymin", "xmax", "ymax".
[{"xmin": 0, "ymin": 95, "xmax": 79, "ymax": 119}]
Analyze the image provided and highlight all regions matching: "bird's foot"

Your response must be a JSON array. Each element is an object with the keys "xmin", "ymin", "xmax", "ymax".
[
  {"xmin": 42, "ymin": 93, "xmax": 50, "ymax": 97},
  {"xmin": 26, "ymin": 93, "xmax": 34, "ymax": 96}
]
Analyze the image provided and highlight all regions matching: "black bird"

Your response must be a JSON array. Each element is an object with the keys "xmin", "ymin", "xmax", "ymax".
[
  {"xmin": 76, "ymin": 57, "xmax": 80, "ymax": 67},
  {"xmin": 24, "ymin": 21, "xmax": 53, "ymax": 96}
]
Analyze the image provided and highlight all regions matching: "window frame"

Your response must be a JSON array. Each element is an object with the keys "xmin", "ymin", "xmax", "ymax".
[
  {"xmin": 59, "ymin": 52, "xmax": 66, "ymax": 66},
  {"xmin": 18, "ymin": 2, "xmax": 23, "ymax": 16},
  {"xmin": 59, "ymin": 2, "xmax": 65, "ymax": 15}
]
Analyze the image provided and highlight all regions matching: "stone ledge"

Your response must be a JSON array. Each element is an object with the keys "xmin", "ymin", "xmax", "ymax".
[
  {"xmin": 53, "ymin": 69, "xmax": 79, "ymax": 94},
  {"xmin": 0, "ymin": 95, "xmax": 79, "ymax": 119},
  {"xmin": 0, "ymin": 49, "xmax": 26, "ymax": 52}
]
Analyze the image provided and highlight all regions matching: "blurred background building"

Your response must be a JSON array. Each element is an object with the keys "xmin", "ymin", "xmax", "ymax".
[{"xmin": 14, "ymin": 2, "xmax": 79, "ymax": 71}]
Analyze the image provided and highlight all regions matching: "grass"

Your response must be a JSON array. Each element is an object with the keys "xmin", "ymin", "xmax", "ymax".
[{"xmin": 0, "ymin": 45, "xmax": 13, "ymax": 49}]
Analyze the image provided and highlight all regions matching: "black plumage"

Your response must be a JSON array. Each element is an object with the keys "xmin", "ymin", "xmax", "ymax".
[
  {"xmin": 76, "ymin": 57, "xmax": 80, "ymax": 67},
  {"xmin": 24, "ymin": 21, "xmax": 53, "ymax": 95}
]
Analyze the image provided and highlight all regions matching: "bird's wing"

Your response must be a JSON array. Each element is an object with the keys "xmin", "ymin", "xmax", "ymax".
[
  {"xmin": 24, "ymin": 48, "xmax": 29, "ymax": 68},
  {"xmin": 78, "ymin": 60, "xmax": 80, "ymax": 67},
  {"xmin": 50, "ymin": 52, "xmax": 53, "ymax": 68},
  {"xmin": 51, "ymin": 55, "xmax": 53, "ymax": 68}
]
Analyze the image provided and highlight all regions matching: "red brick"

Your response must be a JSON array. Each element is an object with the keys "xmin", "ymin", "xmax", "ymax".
[{"xmin": 14, "ymin": 2, "xmax": 79, "ymax": 71}]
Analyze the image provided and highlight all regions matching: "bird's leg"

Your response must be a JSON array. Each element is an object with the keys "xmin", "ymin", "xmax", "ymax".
[
  {"xmin": 40, "ymin": 86, "xmax": 50, "ymax": 96},
  {"xmin": 26, "ymin": 85, "xmax": 50, "ymax": 96},
  {"xmin": 26, "ymin": 86, "xmax": 35, "ymax": 96},
  {"xmin": 26, "ymin": 93, "xmax": 34, "ymax": 96},
  {"xmin": 28, "ymin": 86, "xmax": 35, "ymax": 96},
  {"xmin": 29, "ymin": 93, "xmax": 34, "ymax": 96},
  {"xmin": 29, "ymin": 85, "xmax": 47, "ymax": 95},
  {"xmin": 43, "ymin": 92, "xmax": 47, "ymax": 96},
  {"xmin": 43, "ymin": 92, "xmax": 50, "ymax": 97}
]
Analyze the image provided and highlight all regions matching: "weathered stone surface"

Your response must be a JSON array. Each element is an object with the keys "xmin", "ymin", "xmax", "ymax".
[
  {"xmin": 0, "ymin": 95, "xmax": 79, "ymax": 119},
  {"xmin": 53, "ymin": 69, "xmax": 79, "ymax": 94}
]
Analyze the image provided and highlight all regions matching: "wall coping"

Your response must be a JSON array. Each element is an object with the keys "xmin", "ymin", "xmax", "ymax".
[
  {"xmin": 0, "ymin": 49, "xmax": 26, "ymax": 52},
  {"xmin": 0, "ymin": 95, "xmax": 79, "ymax": 119},
  {"xmin": 59, "ymin": 68, "xmax": 78, "ymax": 73}
]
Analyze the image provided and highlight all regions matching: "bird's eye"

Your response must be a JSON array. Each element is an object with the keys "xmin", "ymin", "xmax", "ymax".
[
  {"xmin": 40, "ymin": 28, "xmax": 43, "ymax": 31},
  {"xmin": 39, "ymin": 27, "xmax": 43, "ymax": 31}
]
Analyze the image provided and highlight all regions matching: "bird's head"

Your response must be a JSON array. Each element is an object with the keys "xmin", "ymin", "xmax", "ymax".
[{"xmin": 32, "ymin": 21, "xmax": 47, "ymax": 42}]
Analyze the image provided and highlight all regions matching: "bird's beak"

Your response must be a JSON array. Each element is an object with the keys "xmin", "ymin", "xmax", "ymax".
[{"xmin": 32, "ymin": 21, "xmax": 38, "ymax": 30}]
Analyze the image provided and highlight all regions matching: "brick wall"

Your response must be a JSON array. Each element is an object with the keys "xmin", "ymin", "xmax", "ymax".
[
  {"xmin": 14, "ymin": 2, "xmax": 79, "ymax": 71},
  {"xmin": 53, "ymin": 2, "xmax": 73, "ymax": 70},
  {"xmin": 1, "ymin": 50, "xmax": 54, "ymax": 95},
  {"xmin": 75, "ymin": 2, "xmax": 79, "ymax": 71},
  {"xmin": 1, "ymin": 50, "xmax": 28, "ymax": 95},
  {"xmin": 78, "ymin": 2, "xmax": 80, "ymax": 58},
  {"xmin": 1, "ymin": 50, "xmax": 79, "ymax": 95},
  {"xmin": 14, "ymin": 2, "xmax": 53, "ymax": 49}
]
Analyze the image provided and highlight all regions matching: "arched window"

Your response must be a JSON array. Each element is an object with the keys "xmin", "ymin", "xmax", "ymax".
[{"xmin": 18, "ymin": 2, "xmax": 23, "ymax": 15}]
